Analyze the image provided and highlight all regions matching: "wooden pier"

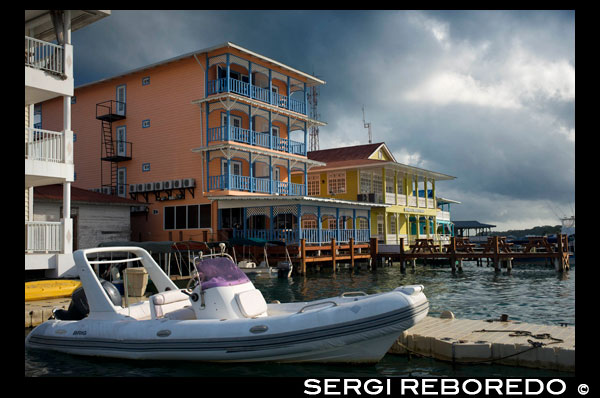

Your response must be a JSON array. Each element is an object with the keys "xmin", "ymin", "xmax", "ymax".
[{"xmin": 377, "ymin": 235, "xmax": 571, "ymax": 273}]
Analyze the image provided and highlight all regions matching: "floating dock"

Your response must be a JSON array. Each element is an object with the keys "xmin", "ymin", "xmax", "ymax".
[{"xmin": 389, "ymin": 314, "xmax": 574, "ymax": 372}]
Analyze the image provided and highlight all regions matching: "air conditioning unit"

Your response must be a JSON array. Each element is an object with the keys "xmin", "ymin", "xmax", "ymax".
[
  {"xmin": 90, "ymin": 188, "xmax": 101, "ymax": 193},
  {"xmin": 129, "ymin": 184, "xmax": 137, "ymax": 193},
  {"xmin": 172, "ymin": 179, "xmax": 183, "ymax": 189},
  {"xmin": 101, "ymin": 186, "xmax": 112, "ymax": 195},
  {"xmin": 183, "ymin": 178, "xmax": 195, "ymax": 188},
  {"xmin": 154, "ymin": 181, "xmax": 164, "ymax": 191},
  {"xmin": 137, "ymin": 183, "xmax": 145, "ymax": 192},
  {"xmin": 163, "ymin": 180, "xmax": 173, "ymax": 190},
  {"xmin": 145, "ymin": 182, "xmax": 154, "ymax": 192}
]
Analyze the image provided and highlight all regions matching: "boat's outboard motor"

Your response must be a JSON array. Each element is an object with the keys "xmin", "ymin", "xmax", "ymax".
[
  {"xmin": 53, "ymin": 280, "xmax": 122, "ymax": 320},
  {"xmin": 277, "ymin": 261, "xmax": 292, "ymax": 278}
]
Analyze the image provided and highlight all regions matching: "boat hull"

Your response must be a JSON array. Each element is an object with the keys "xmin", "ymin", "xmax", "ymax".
[{"xmin": 26, "ymin": 290, "xmax": 428, "ymax": 363}]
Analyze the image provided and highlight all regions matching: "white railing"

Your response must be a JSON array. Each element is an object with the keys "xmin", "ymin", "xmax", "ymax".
[
  {"xmin": 25, "ymin": 36, "xmax": 64, "ymax": 75},
  {"xmin": 437, "ymin": 210, "xmax": 450, "ymax": 221},
  {"xmin": 25, "ymin": 221, "xmax": 63, "ymax": 253},
  {"xmin": 408, "ymin": 196, "xmax": 417, "ymax": 206},
  {"xmin": 427, "ymin": 198, "xmax": 434, "ymax": 208},
  {"xmin": 25, "ymin": 127, "xmax": 65, "ymax": 162},
  {"xmin": 397, "ymin": 194, "xmax": 406, "ymax": 205},
  {"xmin": 418, "ymin": 197, "xmax": 426, "ymax": 207},
  {"xmin": 385, "ymin": 192, "xmax": 396, "ymax": 204}
]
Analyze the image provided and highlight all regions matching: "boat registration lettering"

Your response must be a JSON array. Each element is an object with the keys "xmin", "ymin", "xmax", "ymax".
[{"xmin": 73, "ymin": 330, "xmax": 87, "ymax": 336}]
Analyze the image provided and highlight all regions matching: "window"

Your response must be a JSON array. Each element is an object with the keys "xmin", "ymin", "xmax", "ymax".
[
  {"xmin": 359, "ymin": 218, "xmax": 369, "ymax": 230},
  {"xmin": 359, "ymin": 171, "xmax": 371, "ymax": 194},
  {"xmin": 219, "ymin": 208, "xmax": 242, "ymax": 229},
  {"xmin": 389, "ymin": 215, "xmax": 397, "ymax": 234},
  {"xmin": 116, "ymin": 126, "xmax": 126, "ymax": 157},
  {"xmin": 164, "ymin": 204, "xmax": 212, "ymax": 230},
  {"xmin": 221, "ymin": 159, "xmax": 242, "ymax": 176},
  {"xmin": 221, "ymin": 113, "xmax": 242, "ymax": 129},
  {"xmin": 71, "ymin": 96, "xmax": 76, "ymax": 104},
  {"xmin": 142, "ymin": 163, "xmax": 151, "ymax": 172},
  {"xmin": 117, "ymin": 168, "xmax": 126, "ymax": 198},
  {"xmin": 307, "ymin": 174, "xmax": 320, "ymax": 196},
  {"xmin": 33, "ymin": 104, "xmax": 42, "ymax": 129},
  {"xmin": 386, "ymin": 175, "xmax": 395, "ymax": 193},
  {"xmin": 377, "ymin": 214, "xmax": 384, "ymax": 236},
  {"xmin": 142, "ymin": 76, "xmax": 150, "ymax": 86},
  {"xmin": 116, "ymin": 85, "xmax": 126, "ymax": 116},
  {"xmin": 373, "ymin": 173, "xmax": 382, "ymax": 194},
  {"xmin": 327, "ymin": 171, "xmax": 346, "ymax": 195},
  {"xmin": 302, "ymin": 215, "xmax": 317, "ymax": 229}
]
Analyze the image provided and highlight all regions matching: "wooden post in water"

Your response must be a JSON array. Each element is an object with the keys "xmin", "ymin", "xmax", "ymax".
[
  {"xmin": 370, "ymin": 237, "xmax": 378, "ymax": 270},
  {"xmin": 449, "ymin": 236, "xmax": 456, "ymax": 272},
  {"xmin": 331, "ymin": 238, "xmax": 337, "ymax": 272},
  {"xmin": 493, "ymin": 236, "xmax": 500, "ymax": 271},
  {"xmin": 300, "ymin": 238, "xmax": 307, "ymax": 275},
  {"xmin": 349, "ymin": 238, "xmax": 355, "ymax": 269}
]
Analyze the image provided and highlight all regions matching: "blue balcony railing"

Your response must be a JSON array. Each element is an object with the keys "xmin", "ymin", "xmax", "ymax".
[
  {"xmin": 207, "ymin": 125, "xmax": 306, "ymax": 156},
  {"xmin": 208, "ymin": 174, "xmax": 305, "ymax": 195},
  {"xmin": 232, "ymin": 228, "xmax": 370, "ymax": 244},
  {"xmin": 208, "ymin": 77, "xmax": 307, "ymax": 115}
]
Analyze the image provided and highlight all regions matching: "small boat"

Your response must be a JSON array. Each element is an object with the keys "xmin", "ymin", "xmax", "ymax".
[
  {"xmin": 25, "ymin": 280, "xmax": 82, "ymax": 302},
  {"xmin": 229, "ymin": 237, "xmax": 293, "ymax": 278},
  {"xmin": 25, "ymin": 246, "xmax": 428, "ymax": 363}
]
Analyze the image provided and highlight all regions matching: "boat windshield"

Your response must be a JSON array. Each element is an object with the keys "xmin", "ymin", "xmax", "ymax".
[{"xmin": 194, "ymin": 256, "xmax": 250, "ymax": 289}]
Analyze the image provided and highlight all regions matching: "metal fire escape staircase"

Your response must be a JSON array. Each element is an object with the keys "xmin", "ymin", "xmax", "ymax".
[{"xmin": 96, "ymin": 100, "xmax": 130, "ymax": 195}]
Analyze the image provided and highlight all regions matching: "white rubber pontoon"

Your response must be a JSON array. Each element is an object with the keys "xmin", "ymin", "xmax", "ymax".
[{"xmin": 26, "ymin": 246, "xmax": 428, "ymax": 363}]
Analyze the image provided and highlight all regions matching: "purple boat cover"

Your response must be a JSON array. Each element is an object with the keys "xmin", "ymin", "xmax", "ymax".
[{"xmin": 194, "ymin": 257, "xmax": 250, "ymax": 289}]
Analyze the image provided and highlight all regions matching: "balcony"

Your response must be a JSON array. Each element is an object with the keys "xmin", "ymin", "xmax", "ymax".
[
  {"xmin": 208, "ymin": 77, "xmax": 307, "ymax": 115},
  {"xmin": 25, "ymin": 36, "xmax": 73, "ymax": 104},
  {"xmin": 25, "ymin": 221, "xmax": 63, "ymax": 253},
  {"xmin": 25, "ymin": 127, "xmax": 73, "ymax": 187},
  {"xmin": 207, "ymin": 125, "xmax": 306, "ymax": 156},
  {"xmin": 232, "ymin": 228, "xmax": 370, "ymax": 245},
  {"xmin": 208, "ymin": 174, "xmax": 305, "ymax": 195}
]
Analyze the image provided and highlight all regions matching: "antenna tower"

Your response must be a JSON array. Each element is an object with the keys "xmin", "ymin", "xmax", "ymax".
[
  {"xmin": 308, "ymin": 79, "xmax": 320, "ymax": 152},
  {"xmin": 362, "ymin": 105, "xmax": 372, "ymax": 144}
]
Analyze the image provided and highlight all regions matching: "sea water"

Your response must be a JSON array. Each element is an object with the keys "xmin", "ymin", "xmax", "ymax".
[{"xmin": 25, "ymin": 262, "xmax": 574, "ymax": 377}]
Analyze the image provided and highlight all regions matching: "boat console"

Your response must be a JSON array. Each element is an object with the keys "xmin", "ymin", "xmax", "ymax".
[{"xmin": 148, "ymin": 254, "xmax": 268, "ymax": 321}]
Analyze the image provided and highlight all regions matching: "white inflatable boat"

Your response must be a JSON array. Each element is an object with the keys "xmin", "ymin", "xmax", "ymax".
[{"xmin": 26, "ymin": 246, "xmax": 428, "ymax": 363}]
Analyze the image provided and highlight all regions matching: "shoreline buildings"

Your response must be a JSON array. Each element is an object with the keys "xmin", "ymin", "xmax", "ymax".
[{"xmin": 38, "ymin": 42, "xmax": 378, "ymax": 260}]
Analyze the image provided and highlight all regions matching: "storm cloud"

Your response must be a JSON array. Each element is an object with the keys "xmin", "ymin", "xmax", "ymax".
[{"xmin": 71, "ymin": 10, "xmax": 575, "ymax": 230}]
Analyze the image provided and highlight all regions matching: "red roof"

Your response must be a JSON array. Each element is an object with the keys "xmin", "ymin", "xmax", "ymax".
[
  {"xmin": 307, "ymin": 142, "xmax": 385, "ymax": 163},
  {"xmin": 34, "ymin": 184, "xmax": 143, "ymax": 205}
]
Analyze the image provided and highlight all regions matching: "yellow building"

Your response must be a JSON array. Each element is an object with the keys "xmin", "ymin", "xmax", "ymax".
[{"xmin": 292, "ymin": 142, "xmax": 457, "ymax": 248}]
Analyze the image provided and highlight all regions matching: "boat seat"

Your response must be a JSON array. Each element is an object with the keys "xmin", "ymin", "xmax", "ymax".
[
  {"xmin": 235, "ymin": 289, "xmax": 268, "ymax": 318},
  {"xmin": 150, "ymin": 289, "xmax": 193, "ymax": 320}
]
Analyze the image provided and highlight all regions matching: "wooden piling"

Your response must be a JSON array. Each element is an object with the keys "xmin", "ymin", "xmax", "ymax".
[
  {"xmin": 300, "ymin": 238, "xmax": 307, "ymax": 275},
  {"xmin": 349, "ymin": 238, "xmax": 355, "ymax": 269},
  {"xmin": 370, "ymin": 237, "xmax": 378, "ymax": 270},
  {"xmin": 331, "ymin": 238, "xmax": 337, "ymax": 271}
]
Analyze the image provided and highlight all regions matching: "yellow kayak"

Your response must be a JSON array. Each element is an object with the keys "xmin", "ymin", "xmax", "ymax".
[{"xmin": 25, "ymin": 280, "xmax": 81, "ymax": 302}]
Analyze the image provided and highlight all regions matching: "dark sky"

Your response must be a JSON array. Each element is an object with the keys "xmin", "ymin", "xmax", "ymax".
[{"xmin": 71, "ymin": 10, "xmax": 575, "ymax": 230}]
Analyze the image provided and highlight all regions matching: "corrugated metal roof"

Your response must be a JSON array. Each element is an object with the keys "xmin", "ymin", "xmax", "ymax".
[{"xmin": 34, "ymin": 184, "xmax": 143, "ymax": 205}]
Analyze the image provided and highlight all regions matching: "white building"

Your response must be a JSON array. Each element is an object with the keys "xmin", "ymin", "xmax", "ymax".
[{"xmin": 25, "ymin": 10, "xmax": 110, "ymax": 277}]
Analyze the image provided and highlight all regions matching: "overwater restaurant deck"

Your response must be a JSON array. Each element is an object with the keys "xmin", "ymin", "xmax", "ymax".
[{"xmin": 213, "ymin": 196, "xmax": 387, "ymax": 245}]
